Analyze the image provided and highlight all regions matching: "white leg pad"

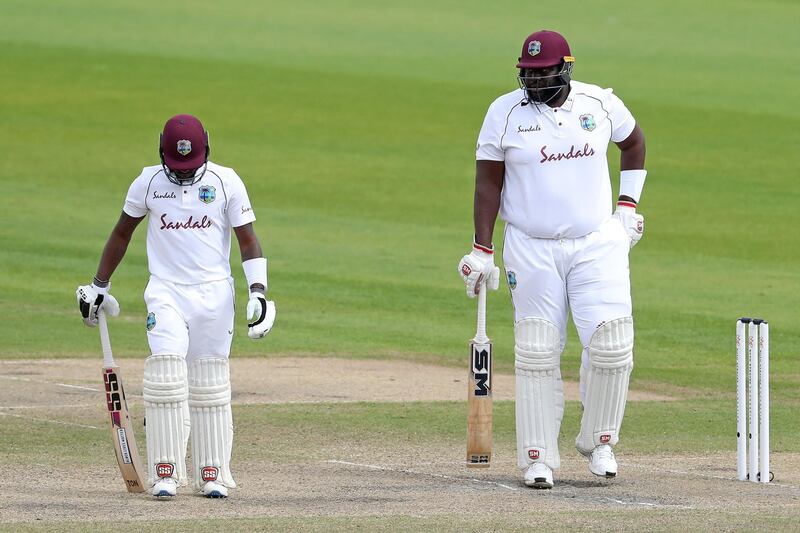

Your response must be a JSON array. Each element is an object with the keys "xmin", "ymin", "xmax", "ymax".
[
  {"xmin": 575, "ymin": 317, "xmax": 634, "ymax": 454},
  {"xmin": 188, "ymin": 358, "xmax": 236, "ymax": 490},
  {"xmin": 515, "ymin": 317, "xmax": 561, "ymax": 470},
  {"xmin": 143, "ymin": 355, "xmax": 189, "ymax": 486}
]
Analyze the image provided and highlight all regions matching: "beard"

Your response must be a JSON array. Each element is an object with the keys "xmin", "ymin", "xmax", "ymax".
[{"xmin": 526, "ymin": 84, "xmax": 564, "ymax": 105}]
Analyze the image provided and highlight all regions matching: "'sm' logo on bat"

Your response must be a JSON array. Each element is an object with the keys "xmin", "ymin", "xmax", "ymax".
[{"xmin": 472, "ymin": 347, "xmax": 491, "ymax": 396}]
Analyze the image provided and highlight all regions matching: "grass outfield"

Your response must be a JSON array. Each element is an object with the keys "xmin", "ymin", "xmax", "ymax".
[
  {"xmin": 1, "ymin": 0, "xmax": 798, "ymax": 371},
  {"xmin": 1, "ymin": 0, "xmax": 799, "ymax": 529}
]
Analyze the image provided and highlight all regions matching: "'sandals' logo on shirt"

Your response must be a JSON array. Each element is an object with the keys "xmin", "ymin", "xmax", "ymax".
[
  {"xmin": 152, "ymin": 191, "xmax": 176, "ymax": 199},
  {"xmin": 579, "ymin": 114, "xmax": 596, "ymax": 131},
  {"xmin": 539, "ymin": 143, "xmax": 596, "ymax": 164},
  {"xmin": 146, "ymin": 312, "xmax": 156, "ymax": 331},
  {"xmin": 159, "ymin": 214, "xmax": 213, "ymax": 230},
  {"xmin": 198, "ymin": 185, "xmax": 216, "ymax": 204}
]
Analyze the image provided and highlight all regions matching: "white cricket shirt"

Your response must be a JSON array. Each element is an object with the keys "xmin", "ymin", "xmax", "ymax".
[
  {"xmin": 123, "ymin": 161, "xmax": 257, "ymax": 283},
  {"xmin": 476, "ymin": 81, "xmax": 636, "ymax": 238}
]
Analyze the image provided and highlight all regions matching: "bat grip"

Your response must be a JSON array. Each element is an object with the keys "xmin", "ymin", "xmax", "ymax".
[
  {"xmin": 476, "ymin": 282, "xmax": 488, "ymax": 342},
  {"xmin": 98, "ymin": 311, "xmax": 116, "ymax": 368}
]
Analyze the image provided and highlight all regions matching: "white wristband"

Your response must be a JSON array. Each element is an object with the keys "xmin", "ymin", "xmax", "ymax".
[
  {"xmin": 242, "ymin": 257, "xmax": 268, "ymax": 292},
  {"xmin": 619, "ymin": 169, "xmax": 647, "ymax": 203}
]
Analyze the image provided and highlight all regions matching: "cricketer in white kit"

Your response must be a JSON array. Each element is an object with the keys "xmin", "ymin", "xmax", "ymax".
[
  {"xmin": 458, "ymin": 30, "xmax": 647, "ymax": 489},
  {"xmin": 76, "ymin": 114, "xmax": 276, "ymax": 499}
]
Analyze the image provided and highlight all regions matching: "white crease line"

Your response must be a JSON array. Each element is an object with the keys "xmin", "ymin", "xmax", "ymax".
[
  {"xmin": 0, "ymin": 375, "xmax": 144, "ymax": 400},
  {"xmin": 0, "ymin": 360, "xmax": 80, "ymax": 365},
  {"xmin": 602, "ymin": 497, "xmax": 659, "ymax": 508},
  {"xmin": 327, "ymin": 460, "xmax": 519, "ymax": 491},
  {"xmin": 0, "ymin": 411, "xmax": 100, "ymax": 430},
  {"xmin": 0, "ymin": 375, "xmax": 100, "ymax": 392},
  {"xmin": 0, "ymin": 404, "xmax": 98, "ymax": 410},
  {"xmin": 624, "ymin": 463, "xmax": 800, "ymax": 491}
]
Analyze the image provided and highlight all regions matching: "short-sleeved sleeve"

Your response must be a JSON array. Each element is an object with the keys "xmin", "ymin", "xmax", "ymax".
[
  {"xmin": 123, "ymin": 170, "xmax": 151, "ymax": 217},
  {"xmin": 476, "ymin": 101, "xmax": 505, "ymax": 161},
  {"xmin": 604, "ymin": 89, "xmax": 636, "ymax": 143},
  {"xmin": 226, "ymin": 171, "xmax": 257, "ymax": 228}
]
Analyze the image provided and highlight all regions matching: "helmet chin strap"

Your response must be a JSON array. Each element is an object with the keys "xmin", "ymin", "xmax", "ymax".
[
  {"xmin": 163, "ymin": 162, "xmax": 207, "ymax": 186},
  {"xmin": 525, "ymin": 85, "xmax": 566, "ymax": 107}
]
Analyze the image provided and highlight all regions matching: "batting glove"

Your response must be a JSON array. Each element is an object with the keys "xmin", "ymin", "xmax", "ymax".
[
  {"xmin": 76, "ymin": 282, "xmax": 120, "ymax": 327},
  {"xmin": 246, "ymin": 292, "xmax": 276, "ymax": 339},
  {"xmin": 614, "ymin": 201, "xmax": 645, "ymax": 249},
  {"xmin": 458, "ymin": 242, "xmax": 501, "ymax": 298}
]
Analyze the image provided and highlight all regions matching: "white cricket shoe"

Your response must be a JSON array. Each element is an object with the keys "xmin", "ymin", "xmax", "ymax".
[
  {"xmin": 202, "ymin": 481, "xmax": 229, "ymax": 498},
  {"xmin": 152, "ymin": 477, "xmax": 178, "ymax": 497},
  {"xmin": 523, "ymin": 462, "xmax": 554, "ymax": 489},
  {"xmin": 586, "ymin": 444, "xmax": 618, "ymax": 478}
]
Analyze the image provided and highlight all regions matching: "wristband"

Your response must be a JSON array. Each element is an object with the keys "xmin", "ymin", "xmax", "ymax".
[
  {"xmin": 619, "ymin": 169, "xmax": 647, "ymax": 204},
  {"xmin": 91, "ymin": 281, "xmax": 109, "ymax": 295},
  {"xmin": 242, "ymin": 257, "xmax": 268, "ymax": 292},
  {"xmin": 473, "ymin": 240, "xmax": 494, "ymax": 255}
]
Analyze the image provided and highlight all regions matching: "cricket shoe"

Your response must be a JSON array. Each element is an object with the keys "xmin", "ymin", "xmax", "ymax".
[
  {"xmin": 586, "ymin": 444, "xmax": 618, "ymax": 478},
  {"xmin": 523, "ymin": 462, "xmax": 554, "ymax": 489},
  {"xmin": 152, "ymin": 477, "xmax": 178, "ymax": 497},
  {"xmin": 202, "ymin": 481, "xmax": 229, "ymax": 498}
]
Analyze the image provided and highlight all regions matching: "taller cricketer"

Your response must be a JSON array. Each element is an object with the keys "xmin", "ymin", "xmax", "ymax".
[{"xmin": 458, "ymin": 30, "xmax": 647, "ymax": 489}]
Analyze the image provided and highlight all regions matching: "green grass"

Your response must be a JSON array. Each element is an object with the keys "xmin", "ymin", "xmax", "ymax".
[
  {"xmin": 1, "ymin": 0, "xmax": 797, "ymax": 399},
  {"xmin": 2, "ymin": 0, "xmax": 799, "ymax": 384}
]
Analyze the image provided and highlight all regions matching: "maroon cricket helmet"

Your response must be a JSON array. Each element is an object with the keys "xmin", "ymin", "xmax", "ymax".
[
  {"xmin": 159, "ymin": 114, "xmax": 209, "ymax": 171},
  {"xmin": 516, "ymin": 30, "xmax": 574, "ymax": 69}
]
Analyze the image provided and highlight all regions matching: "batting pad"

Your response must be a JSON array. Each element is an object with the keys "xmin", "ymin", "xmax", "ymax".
[
  {"xmin": 188, "ymin": 358, "xmax": 236, "ymax": 490},
  {"xmin": 143, "ymin": 355, "xmax": 189, "ymax": 486},
  {"xmin": 575, "ymin": 317, "xmax": 634, "ymax": 455},
  {"xmin": 514, "ymin": 317, "xmax": 561, "ymax": 470}
]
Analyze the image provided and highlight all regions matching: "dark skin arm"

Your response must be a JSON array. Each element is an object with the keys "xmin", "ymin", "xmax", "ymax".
[
  {"xmin": 233, "ymin": 223, "xmax": 265, "ymax": 293},
  {"xmin": 473, "ymin": 160, "xmax": 505, "ymax": 249},
  {"xmin": 95, "ymin": 212, "xmax": 145, "ymax": 283},
  {"xmin": 614, "ymin": 123, "xmax": 646, "ymax": 204}
]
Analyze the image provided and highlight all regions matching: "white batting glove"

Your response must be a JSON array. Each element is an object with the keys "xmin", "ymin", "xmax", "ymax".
[
  {"xmin": 458, "ymin": 243, "xmax": 501, "ymax": 298},
  {"xmin": 76, "ymin": 282, "xmax": 120, "ymax": 327},
  {"xmin": 614, "ymin": 201, "xmax": 644, "ymax": 249},
  {"xmin": 246, "ymin": 292, "xmax": 276, "ymax": 339}
]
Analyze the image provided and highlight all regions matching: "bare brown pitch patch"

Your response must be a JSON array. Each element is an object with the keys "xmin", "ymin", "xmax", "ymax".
[
  {"xmin": 0, "ymin": 357, "xmax": 674, "ymax": 409},
  {"xmin": 0, "ymin": 358, "xmax": 797, "ymax": 527}
]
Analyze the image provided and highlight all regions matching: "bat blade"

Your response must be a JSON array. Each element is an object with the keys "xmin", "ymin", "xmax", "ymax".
[
  {"xmin": 103, "ymin": 366, "xmax": 146, "ymax": 493},
  {"xmin": 466, "ymin": 338, "xmax": 493, "ymax": 467}
]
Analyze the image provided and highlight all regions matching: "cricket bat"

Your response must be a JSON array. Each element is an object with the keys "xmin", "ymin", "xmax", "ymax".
[
  {"xmin": 466, "ymin": 283, "xmax": 492, "ymax": 467},
  {"xmin": 99, "ymin": 311, "xmax": 146, "ymax": 493}
]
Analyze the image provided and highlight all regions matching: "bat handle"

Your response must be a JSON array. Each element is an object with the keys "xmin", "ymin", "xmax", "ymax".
[
  {"xmin": 476, "ymin": 281, "xmax": 488, "ymax": 342},
  {"xmin": 98, "ymin": 310, "xmax": 116, "ymax": 368}
]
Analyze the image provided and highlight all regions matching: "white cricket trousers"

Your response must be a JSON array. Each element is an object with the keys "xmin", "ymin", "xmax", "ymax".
[
  {"xmin": 502, "ymin": 217, "xmax": 632, "ymax": 399},
  {"xmin": 144, "ymin": 276, "xmax": 235, "ymax": 363}
]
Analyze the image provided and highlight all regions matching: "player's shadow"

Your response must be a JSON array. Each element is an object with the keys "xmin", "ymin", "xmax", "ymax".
[{"xmin": 555, "ymin": 478, "xmax": 618, "ymax": 489}]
